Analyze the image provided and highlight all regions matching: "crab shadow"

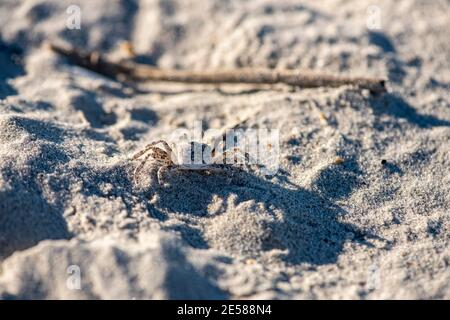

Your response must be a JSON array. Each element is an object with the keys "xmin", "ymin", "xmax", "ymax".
[{"xmin": 144, "ymin": 167, "xmax": 375, "ymax": 265}]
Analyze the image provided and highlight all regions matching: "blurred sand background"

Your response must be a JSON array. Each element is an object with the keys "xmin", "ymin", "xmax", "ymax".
[{"xmin": 0, "ymin": 0, "xmax": 449, "ymax": 299}]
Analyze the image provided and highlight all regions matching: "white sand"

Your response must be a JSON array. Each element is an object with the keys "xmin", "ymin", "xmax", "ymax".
[{"xmin": 0, "ymin": 0, "xmax": 449, "ymax": 299}]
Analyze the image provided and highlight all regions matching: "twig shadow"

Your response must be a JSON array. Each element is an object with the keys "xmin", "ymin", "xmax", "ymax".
[{"xmin": 368, "ymin": 92, "xmax": 450, "ymax": 128}]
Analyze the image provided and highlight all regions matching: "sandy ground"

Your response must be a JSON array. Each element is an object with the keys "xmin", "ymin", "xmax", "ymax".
[{"xmin": 0, "ymin": 0, "xmax": 449, "ymax": 299}]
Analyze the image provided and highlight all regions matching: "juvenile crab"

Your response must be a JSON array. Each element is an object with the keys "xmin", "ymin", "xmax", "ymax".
[{"xmin": 131, "ymin": 139, "xmax": 251, "ymax": 184}]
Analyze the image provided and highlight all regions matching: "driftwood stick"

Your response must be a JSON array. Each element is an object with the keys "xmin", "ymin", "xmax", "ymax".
[{"xmin": 49, "ymin": 42, "xmax": 386, "ymax": 93}]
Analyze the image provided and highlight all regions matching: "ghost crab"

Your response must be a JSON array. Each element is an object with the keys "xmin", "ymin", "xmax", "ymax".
[{"xmin": 131, "ymin": 139, "xmax": 252, "ymax": 185}]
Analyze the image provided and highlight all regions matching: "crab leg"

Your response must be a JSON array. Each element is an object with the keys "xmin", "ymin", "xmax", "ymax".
[
  {"xmin": 133, "ymin": 152, "xmax": 153, "ymax": 182},
  {"xmin": 132, "ymin": 140, "xmax": 172, "ymax": 160},
  {"xmin": 156, "ymin": 166, "xmax": 167, "ymax": 185},
  {"xmin": 212, "ymin": 147, "xmax": 256, "ymax": 165}
]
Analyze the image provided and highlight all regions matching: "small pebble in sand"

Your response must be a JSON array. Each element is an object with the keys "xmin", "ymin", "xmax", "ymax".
[
  {"xmin": 381, "ymin": 159, "xmax": 387, "ymax": 165},
  {"xmin": 333, "ymin": 156, "xmax": 345, "ymax": 165},
  {"xmin": 149, "ymin": 194, "xmax": 159, "ymax": 204},
  {"xmin": 120, "ymin": 41, "xmax": 135, "ymax": 57},
  {"xmin": 318, "ymin": 112, "xmax": 327, "ymax": 122},
  {"xmin": 339, "ymin": 100, "xmax": 349, "ymax": 108}
]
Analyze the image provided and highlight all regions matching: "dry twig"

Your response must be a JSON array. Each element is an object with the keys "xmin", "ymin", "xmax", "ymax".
[{"xmin": 49, "ymin": 42, "xmax": 386, "ymax": 93}]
